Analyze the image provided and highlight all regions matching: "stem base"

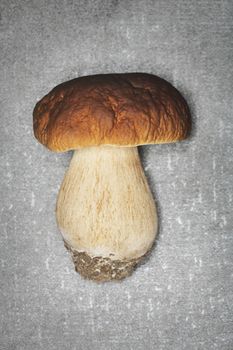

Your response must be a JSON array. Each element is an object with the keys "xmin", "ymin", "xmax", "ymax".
[{"xmin": 64, "ymin": 240, "xmax": 141, "ymax": 282}]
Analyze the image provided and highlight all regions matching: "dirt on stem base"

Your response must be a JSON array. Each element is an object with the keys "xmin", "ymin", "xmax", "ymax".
[{"xmin": 64, "ymin": 240, "xmax": 142, "ymax": 282}]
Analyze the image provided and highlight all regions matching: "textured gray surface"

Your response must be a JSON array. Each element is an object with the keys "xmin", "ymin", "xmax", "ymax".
[{"xmin": 1, "ymin": 0, "xmax": 233, "ymax": 349}]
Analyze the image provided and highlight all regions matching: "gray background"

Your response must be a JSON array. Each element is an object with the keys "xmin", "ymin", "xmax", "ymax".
[{"xmin": 1, "ymin": 0, "xmax": 233, "ymax": 349}]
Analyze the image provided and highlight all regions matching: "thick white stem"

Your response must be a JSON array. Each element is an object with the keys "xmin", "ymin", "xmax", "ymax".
[{"xmin": 56, "ymin": 146, "xmax": 157, "ymax": 262}]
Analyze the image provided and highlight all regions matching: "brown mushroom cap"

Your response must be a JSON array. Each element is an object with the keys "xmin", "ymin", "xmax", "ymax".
[{"xmin": 33, "ymin": 73, "xmax": 191, "ymax": 152}]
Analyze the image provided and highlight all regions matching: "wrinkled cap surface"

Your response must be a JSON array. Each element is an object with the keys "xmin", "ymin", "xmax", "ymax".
[{"xmin": 33, "ymin": 73, "xmax": 191, "ymax": 152}]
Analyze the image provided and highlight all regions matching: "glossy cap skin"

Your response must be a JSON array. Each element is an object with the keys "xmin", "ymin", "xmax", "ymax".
[{"xmin": 33, "ymin": 73, "xmax": 191, "ymax": 152}]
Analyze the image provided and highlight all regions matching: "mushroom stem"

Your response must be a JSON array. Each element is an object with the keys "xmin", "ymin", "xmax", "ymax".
[{"xmin": 56, "ymin": 146, "xmax": 158, "ymax": 281}]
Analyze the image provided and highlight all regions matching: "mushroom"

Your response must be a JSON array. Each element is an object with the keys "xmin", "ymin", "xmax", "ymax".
[{"xmin": 33, "ymin": 73, "xmax": 191, "ymax": 282}]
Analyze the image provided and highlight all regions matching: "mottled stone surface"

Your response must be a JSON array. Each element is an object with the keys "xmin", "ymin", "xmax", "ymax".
[{"xmin": 0, "ymin": 1, "xmax": 233, "ymax": 349}]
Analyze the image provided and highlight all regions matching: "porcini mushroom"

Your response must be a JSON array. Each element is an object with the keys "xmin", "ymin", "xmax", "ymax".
[{"xmin": 33, "ymin": 73, "xmax": 191, "ymax": 282}]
